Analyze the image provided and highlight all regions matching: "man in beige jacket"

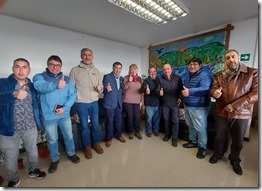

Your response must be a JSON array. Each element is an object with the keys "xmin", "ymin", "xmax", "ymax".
[{"xmin": 69, "ymin": 48, "xmax": 104, "ymax": 159}]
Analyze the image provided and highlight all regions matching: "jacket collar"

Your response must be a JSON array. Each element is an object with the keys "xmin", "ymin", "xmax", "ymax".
[
  {"xmin": 79, "ymin": 61, "xmax": 94, "ymax": 69},
  {"xmin": 238, "ymin": 63, "xmax": 248, "ymax": 73},
  {"xmin": 45, "ymin": 68, "xmax": 63, "ymax": 77},
  {"xmin": 8, "ymin": 74, "xmax": 30, "ymax": 84}
]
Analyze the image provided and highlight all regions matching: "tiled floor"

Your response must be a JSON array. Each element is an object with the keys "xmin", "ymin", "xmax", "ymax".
[{"xmin": 0, "ymin": 126, "xmax": 258, "ymax": 188}]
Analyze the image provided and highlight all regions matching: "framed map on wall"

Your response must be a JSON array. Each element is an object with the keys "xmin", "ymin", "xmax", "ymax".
[{"xmin": 148, "ymin": 24, "xmax": 234, "ymax": 81}]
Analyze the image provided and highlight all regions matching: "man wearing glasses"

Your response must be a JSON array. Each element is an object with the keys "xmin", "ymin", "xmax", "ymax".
[{"xmin": 33, "ymin": 55, "xmax": 80, "ymax": 174}]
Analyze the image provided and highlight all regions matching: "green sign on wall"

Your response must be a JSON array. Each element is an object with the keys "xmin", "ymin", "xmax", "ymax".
[{"xmin": 240, "ymin": 54, "xmax": 250, "ymax": 61}]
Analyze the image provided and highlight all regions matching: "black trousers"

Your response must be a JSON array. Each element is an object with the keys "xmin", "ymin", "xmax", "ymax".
[
  {"xmin": 162, "ymin": 105, "xmax": 179, "ymax": 139},
  {"xmin": 123, "ymin": 103, "xmax": 140, "ymax": 133},
  {"xmin": 213, "ymin": 116, "xmax": 249, "ymax": 163}
]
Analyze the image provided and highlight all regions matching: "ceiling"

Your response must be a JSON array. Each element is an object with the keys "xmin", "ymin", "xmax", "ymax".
[{"xmin": 0, "ymin": 0, "xmax": 258, "ymax": 47}]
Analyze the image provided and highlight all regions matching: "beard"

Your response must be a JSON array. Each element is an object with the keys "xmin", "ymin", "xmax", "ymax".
[{"xmin": 227, "ymin": 62, "xmax": 239, "ymax": 72}]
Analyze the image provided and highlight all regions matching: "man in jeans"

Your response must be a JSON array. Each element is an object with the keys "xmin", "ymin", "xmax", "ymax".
[
  {"xmin": 0, "ymin": 58, "xmax": 46, "ymax": 187},
  {"xmin": 141, "ymin": 67, "xmax": 160, "ymax": 137},
  {"xmin": 182, "ymin": 57, "xmax": 212, "ymax": 159},
  {"xmin": 33, "ymin": 55, "xmax": 80, "ymax": 173},
  {"xmin": 69, "ymin": 48, "xmax": 104, "ymax": 159}
]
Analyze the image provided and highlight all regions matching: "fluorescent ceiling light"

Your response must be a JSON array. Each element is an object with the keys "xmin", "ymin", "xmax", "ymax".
[{"xmin": 107, "ymin": 0, "xmax": 189, "ymax": 25}]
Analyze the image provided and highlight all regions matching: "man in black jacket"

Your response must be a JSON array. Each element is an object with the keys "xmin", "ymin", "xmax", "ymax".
[
  {"xmin": 141, "ymin": 67, "xmax": 160, "ymax": 137},
  {"xmin": 156, "ymin": 63, "xmax": 183, "ymax": 147}
]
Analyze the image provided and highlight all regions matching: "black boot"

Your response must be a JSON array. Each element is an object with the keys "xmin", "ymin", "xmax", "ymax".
[
  {"xmin": 172, "ymin": 138, "xmax": 177, "ymax": 147},
  {"xmin": 163, "ymin": 135, "xmax": 171, "ymax": 142}
]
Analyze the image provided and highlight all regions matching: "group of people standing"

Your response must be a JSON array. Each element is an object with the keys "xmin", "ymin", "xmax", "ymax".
[{"xmin": 0, "ymin": 48, "xmax": 258, "ymax": 187}]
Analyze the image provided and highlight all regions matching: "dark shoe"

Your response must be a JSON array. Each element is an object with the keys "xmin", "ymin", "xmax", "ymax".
[
  {"xmin": 196, "ymin": 147, "xmax": 206, "ymax": 159},
  {"xmin": 68, "ymin": 154, "xmax": 80, "ymax": 163},
  {"xmin": 118, "ymin": 136, "xmax": 126, "ymax": 143},
  {"xmin": 48, "ymin": 160, "xmax": 59, "ymax": 173},
  {"xmin": 172, "ymin": 138, "xmax": 177, "ymax": 147},
  {"xmin": 134, "ymin": 133, "xmax": 142, "ymax": 139},
  {"xmin": 182, "ymin": 141, "xmax": 198, "ymax": 148},
  {"xmin": 153, "ymin": 132, "xmax": 159, "ymax": 136},
  {"xmin": 129, "ymin": 133, "xmax": 134, "ymax": 140},
  {"xmin": 105, "ymin": 141, "xmax": 111, "ymax": 147},
  {"xmin": 93, "ymin": 143, "xmax": 104, "ymax": 154},
  {"xmin": 231, "ymin": 162, "xmax": 243, "ymax": 175},
  {"xmin": 209, "ymin": 155, "xmax": 221, "ymax": 164},
  {"xmin": 7, "ymin": 180, "xmax": 21, "ymax": 187},
  {"xmin": 28, "ymin": 168, "xmax": 46, "ymax": 179},
  {"xmin": 146, "ymin": 132, "xmax": 152, "ymax": 137},
  {"xmin": 85, "ymin": 145, "xmax": 92, "ymax": 159},
  {"xmin": 0, "ymin": 176, "xmax": 4, "ymax": 186},
  {"xmin": 163, "ymin": 135, "xmax": 171, "ymax": 142}
]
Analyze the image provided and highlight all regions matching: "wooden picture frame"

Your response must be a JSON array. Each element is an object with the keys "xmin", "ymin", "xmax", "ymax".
[{"xmin": 148, "ymin": 24, "xmax": 234, "ymax": 80}]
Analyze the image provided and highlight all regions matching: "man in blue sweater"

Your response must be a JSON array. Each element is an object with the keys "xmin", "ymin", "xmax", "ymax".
[
  {"xmin": 182, "ymin": 57, "xmax": 212, "ymax": 159},
  {"xmin": 33, "ymin": 55, "xmax": 80, "ymax": 174}
]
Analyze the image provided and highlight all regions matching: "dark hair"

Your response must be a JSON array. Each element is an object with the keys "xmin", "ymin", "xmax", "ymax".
[
  {"xmin": 47, "ymin": 55, "xmax": 62, "ymax": 65},
  {"xmin": 112, "ymin": 62, "xmax": 122, "ymax": 68},
  {"xmin": 187, "ymin": 57, "xmax": 202, "ymax": 65},
  {"xmin": 13, "ymin": 58, "xmax": 30, "ymax": 67},
  {"xmin": 148, "ymin": 66, "xmax": 157, "ymax": 73}
]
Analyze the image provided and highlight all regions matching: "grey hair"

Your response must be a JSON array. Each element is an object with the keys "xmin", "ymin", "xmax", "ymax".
[
  {"xmin": 224, "ymin": 49, "xmax": 239, "ymax": 56},
  {"xmin": 81, "ymin": 48, "xmax": 93, "ymax": 55}
]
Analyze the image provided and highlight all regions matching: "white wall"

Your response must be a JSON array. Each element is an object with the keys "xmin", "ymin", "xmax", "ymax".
[
  {"xmin": 0, "ymin": 14, "xmax": 258, "ymax": 79},
  {"xmin": 140, "ymin": 17, "xmax": 258, "ymax": 75},
  {"xmin": 0, "ymin": 15, "xmax": 142, "ymax": 79},
  {"xmin": 229, "ymin": 18, "xmax": 258, "ymax": 68}
]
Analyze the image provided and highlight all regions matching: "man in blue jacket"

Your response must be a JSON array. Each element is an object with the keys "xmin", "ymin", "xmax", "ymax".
[
  {"xmin": 0, "ymin": 58, "xmax": 46, "ymax": 187},
  {"xmin": 182, "ymin": 57, "xmax": 212, "ymax": 159},
  {"xmin": 102, "ymin": 62, "xmax": 126, "ymax": 147},
  {"xmin": 33, "ymin": 55, "xmax": 80, "ymax": 174}
]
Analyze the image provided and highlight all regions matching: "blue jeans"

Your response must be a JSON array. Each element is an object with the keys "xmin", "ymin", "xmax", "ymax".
[
  {"xmin": 76, "ymin": 101, "xmax": 99, "ymax": 146},
  {"xmin": 43, "ymin": 116, "xmax": 75, "ymax": 162},
  {"xmin": 145, "ymin": 106, "xmax": 160, "ymax": 133},
  {"xmin": 185, "ymin": 106, "xmax": 209, "ymax": 149},
  {"xmin": 0, "ymin": 128, "xmax": 38, "ymax": 182}
]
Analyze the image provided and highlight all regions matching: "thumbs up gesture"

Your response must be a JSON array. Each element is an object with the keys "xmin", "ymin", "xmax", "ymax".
[
  {"xmin": 213, "ymin": 87, "xmax": 222, "ymax": 98},
  {"xmin": 182, "ymin": 85, "xmax": 189, "ymax": 97},
  {"xmin": 14, "ymin": 85, "xmax": 28, "ymax": 100},
  {"xmin": 57, "ymin": 75, "xmax": 66, "ymax": 89},
  {"xmin": 159, "ymin": 87, "xmax": 164, "ymax": 96},
  {"xmin": 129, "ymin": 74, "xmax": 133, "ymax": 82},
  {"xmin": 96, "ymin": 82, "xmax": 102, "ymax": 92},
  {"xmin": 106, "ymin": 82, "xmax": 112, "ymax": 92},
  {"xmin": 146, "ymin": 84, "xmax": 150, "ymax": 94}
]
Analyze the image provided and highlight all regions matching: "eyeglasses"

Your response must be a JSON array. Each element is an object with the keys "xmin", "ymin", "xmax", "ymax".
[{"xmin": 48, "ymin": 63, "xmax": 62, "ymax": 68}]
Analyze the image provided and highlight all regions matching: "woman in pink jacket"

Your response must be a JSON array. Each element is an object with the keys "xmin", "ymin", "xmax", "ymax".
[{"xmin": 122, "ymin": 64, "xmax": 143, "ymax": 140}]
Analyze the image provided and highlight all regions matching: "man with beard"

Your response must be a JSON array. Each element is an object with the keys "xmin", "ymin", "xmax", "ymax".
[
  {"xmin": 209, "ymin": 49, "xmax": 258, "ymax": 175},
  {"xmin": 69, "ymin": 48, "xmax": 104, "ymax": 159}
]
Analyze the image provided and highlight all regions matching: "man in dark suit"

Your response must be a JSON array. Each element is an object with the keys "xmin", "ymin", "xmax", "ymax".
[{"xmin": 102, "ymin": 62, "xmax": 126, "ymax": 147}]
